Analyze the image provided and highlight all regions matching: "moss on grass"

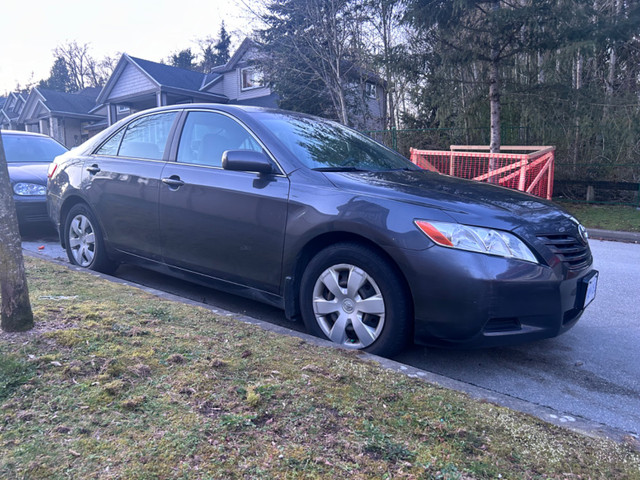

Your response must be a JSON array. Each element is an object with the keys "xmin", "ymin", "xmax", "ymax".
[{"xmin": 1, "ymin": 257, "xmax": 639, "ymax": 479}]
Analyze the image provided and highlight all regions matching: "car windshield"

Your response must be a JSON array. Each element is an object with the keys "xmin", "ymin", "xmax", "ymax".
[
  {"xmin": 253, "ymin": 112, "xmax": 419, "ymax": 172},
  {"xmin": 2, "ymin": 134, "xmax": 67, "ymax": 163}
]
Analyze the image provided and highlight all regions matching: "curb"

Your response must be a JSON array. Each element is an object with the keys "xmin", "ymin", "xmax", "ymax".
[
  {"xmin": 588, "ymin": 228, "xmax": 640, "ymax": 244},
  {"xmin": 22, "ymin": 249, "xmax": 639, "ymax": 447}
]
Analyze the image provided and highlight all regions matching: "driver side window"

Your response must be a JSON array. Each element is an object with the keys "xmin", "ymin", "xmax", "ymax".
[{"xmin": 177, "ymin": 111, "xmax": 263, "ymax": 167}]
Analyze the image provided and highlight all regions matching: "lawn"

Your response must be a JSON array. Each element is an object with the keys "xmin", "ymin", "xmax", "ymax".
[
  {"xmin": 557, "ymin": 201, "xmax": 640, "ymax": 233},
  {"xmin": 1, "ymin": 257, "xmax": 639, "ymax": 479}
]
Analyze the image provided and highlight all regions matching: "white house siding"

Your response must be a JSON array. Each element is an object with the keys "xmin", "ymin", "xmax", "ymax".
[
  {"xmin": 205, "ymin": 81, "xmax": 225, "ymax": 96},
  {"xmin": 237, "ymin": 84, "xmax": 272, "ymax": 102},
  {"xmin": 222, "ymin": 72, "xmax": 241, "ymax": 100},
  {"xmin": 109, "ymin": 63, "xmax": 156, "ymax": 100}
]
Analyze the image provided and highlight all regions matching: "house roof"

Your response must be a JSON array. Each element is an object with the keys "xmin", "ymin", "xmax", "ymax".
[
  {"xmin": 18, "ymin": 88, "xmax": 104, "ymax": 124},
  {"xmin": 199, "ymin": 38, "xmax": 258, "ymax": 91},
  {"xmin": 208, "ymin": 38, "xmax": 255, "ymax": 75},
  {"xmin": 96, "ymin": 53, "xmax": 228, "ymax": 107},
  {"xmin": 37, "ymin": 88, "xmax": 100, "ymax": 115},
  {"xmin": 128, "ymin": 56, "xmax": 207, "ymax": 91}
]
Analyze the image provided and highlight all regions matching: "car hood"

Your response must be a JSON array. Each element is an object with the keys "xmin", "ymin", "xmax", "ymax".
[
  {"xmin": 324, "ymin": 169, "xmax": 572, "ymax": 232},
  {"xmin": 7, "ymin": 162, "xmax": 49, "ymax": 185}
]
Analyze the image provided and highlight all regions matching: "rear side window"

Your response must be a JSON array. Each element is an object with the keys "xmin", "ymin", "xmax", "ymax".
[
  {"xmin": 176, "ymin": 111, "xmax": 263, "ymax": 167},
  {"xmin": 95, "ymin": 112, "xmax": 177, "ymax": 160}
]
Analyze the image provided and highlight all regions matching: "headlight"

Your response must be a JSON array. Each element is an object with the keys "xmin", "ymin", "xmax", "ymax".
[
  {"xmin": 13, "ymin": 182, "xmax": 47, "ymax": 196},
  {"xmin": 415, "ymin": 220, "xmax": 539, "ymax": 263}
]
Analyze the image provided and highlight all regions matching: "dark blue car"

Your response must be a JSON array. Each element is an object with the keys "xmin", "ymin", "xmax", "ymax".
[
  {"xmin": 2, "ymin": 130, "xmax": 67, "ymax": 226},
  {"xmin": 46, "ymin": 105, "xmax": 598, "ymax": 356}
]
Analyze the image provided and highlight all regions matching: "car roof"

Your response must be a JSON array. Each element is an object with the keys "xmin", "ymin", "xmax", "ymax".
[{"xmin": 1, "ymin": 129, "xmax": 53, "ymax": 139}]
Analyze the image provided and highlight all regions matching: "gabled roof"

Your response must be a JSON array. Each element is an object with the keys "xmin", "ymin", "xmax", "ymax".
[
  {"xmin": 37, "ymin": 88, "xmax": 99, "ymax": 115},
  {"xmin": 128, "ymin": 56, "xmax": 207, "ymax": 91},
  {"xmin": 200, "ymin": 72, "xmax": 223, "ymax": 91},
  {"xmin": 18, "ymin": 88, "xmax": 104, "ymax": 124},
  {"xmin": 208, "ymin": 38, "xmax": 255, "ymax": 75},
  {"xmin": 96, "ymin": 53, "xmax": 228, "ymax": 106},
  {"xmin": 200, "ymin": 38, "xmax": 257, "ymax": 91}
]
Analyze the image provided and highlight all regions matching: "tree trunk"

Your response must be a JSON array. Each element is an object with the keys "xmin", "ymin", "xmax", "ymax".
[
  {"xmin": 0, "ymin": 132, "xmax": 34, "ymax": 332},
  {"xmin": 488, "ymin": 31, "xmax": 501, "ymax": 182}
]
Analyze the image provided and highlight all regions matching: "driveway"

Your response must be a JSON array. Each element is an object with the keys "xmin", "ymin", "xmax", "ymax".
[{"xmin": 22, "ymin": 227, "xmax": 640, "ymax": 437}]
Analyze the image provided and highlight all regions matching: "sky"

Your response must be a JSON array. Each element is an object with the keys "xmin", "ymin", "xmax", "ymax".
[{"xmin": 0, "ymin": 0, "xmax": 261, "ymax": 95}]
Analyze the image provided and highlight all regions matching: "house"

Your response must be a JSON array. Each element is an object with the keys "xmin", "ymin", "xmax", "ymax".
[
  {"xmin": 93, "ymin": 38, "xmax": 385, "ymax": 129},
  {"xmin": 0, "ymin": 92, "xmax": 28, "ymax": 131},
  {"xmin": 18, "ymin": 88, "xmax": 104, "ymax": 147},
  {"xmin": 93, "ymin": 38, "xmax": 278, "ymax": 127},
  {"xmin": 3, "ymin": 38, "xmax": 386, "ymax": 146}
]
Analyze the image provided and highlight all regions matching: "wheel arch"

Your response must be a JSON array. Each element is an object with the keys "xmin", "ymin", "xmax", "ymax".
[
  {"xmin": 58, "ymin": 195, "xmax": 89, "ymax": 248},
  {"xmin": 284, "ymin": 231, "xmax": 414, "ymax": 323}
]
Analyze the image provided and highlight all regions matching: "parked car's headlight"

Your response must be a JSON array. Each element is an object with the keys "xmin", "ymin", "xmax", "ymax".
[
  {"xmin": 415, "ymin": 220, "xmax": 539, "ymax": 263},
  {"xmin": 13, "ymin": 183, "xmax": 46, "ymax": 196}
]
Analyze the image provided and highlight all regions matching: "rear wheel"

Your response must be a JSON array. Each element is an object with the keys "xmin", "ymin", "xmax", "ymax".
[
  {"xmin": 300, "ymin": 243, "xmax": 411, "ymax": 357},
  {"xmin": 64, "ymin": 204, "xmax": 117, "ymax": 274}
]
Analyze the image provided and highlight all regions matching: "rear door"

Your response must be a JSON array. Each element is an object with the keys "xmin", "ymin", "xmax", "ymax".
[
  {"xmin": 158, "ymin": 110, "xmax": 290, "ymax": 293},
  {"xmin": 84, "ymin": 111, "xmax": 178, "ymax": 260}
]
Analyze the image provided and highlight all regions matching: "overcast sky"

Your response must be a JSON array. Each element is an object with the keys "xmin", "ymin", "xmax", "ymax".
[{"xmin": 0, "ymin": 0, "xmax": 260, "ymax": 95}]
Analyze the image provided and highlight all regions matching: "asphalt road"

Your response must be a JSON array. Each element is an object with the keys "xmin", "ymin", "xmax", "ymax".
[{"xmin": 21, "ymin": 226, "xmax": 640, "ymax": 436}]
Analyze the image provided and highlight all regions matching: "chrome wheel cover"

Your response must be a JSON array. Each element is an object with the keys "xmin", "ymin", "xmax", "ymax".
[
  {"xmin": 68, "ymin": 214, "xmax": 96, "ymax": 267},
  {"xmin": 312, "ymin": 263, "xmax": 385, "ymax": 349}
]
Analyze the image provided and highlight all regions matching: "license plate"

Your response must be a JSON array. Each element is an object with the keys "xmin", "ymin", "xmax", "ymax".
[{"xmin": 583, "ymin": 272, "xmax": 598, "ymax": 309}]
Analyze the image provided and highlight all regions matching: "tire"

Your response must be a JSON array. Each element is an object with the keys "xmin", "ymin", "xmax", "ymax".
[
  {"xmin": 64, "ymin": 203, "xmax": 118, "ymax": 274},
  {"xmin": 300, "ymin": 243, "xmax": 411, "ymax": 357}
]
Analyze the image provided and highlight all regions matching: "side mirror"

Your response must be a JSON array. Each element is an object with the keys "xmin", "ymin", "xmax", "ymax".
[{"xmin": 222, "ymin": 150, "xmax": 274, "ymax": 174}]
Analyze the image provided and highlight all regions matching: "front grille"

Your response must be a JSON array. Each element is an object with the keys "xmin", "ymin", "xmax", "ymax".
[{"xmin": 536, "ymin": 234, "xmax": 592, "ymax": 270}]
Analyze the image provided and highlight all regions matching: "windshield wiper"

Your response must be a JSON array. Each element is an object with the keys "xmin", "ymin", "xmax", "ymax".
[{"xmin": 312, "ymin": 166, "xmax": 367, "ymax": 172}]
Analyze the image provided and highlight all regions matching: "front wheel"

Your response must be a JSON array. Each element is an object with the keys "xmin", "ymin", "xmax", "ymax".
[
  {"xmin": 64, "ymin": 204, "xmax": 117, "ymax": 274},
  {"xmin": 300, "ymin": 243, "xmax": 411, "ymax": 357}
]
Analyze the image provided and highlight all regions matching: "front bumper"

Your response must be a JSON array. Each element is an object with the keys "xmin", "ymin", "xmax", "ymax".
[
  {"xmin": 391, "ymin": 245, "xmax": 597, "ymax": 348},
  {"xmin": 15, "ymin": 196, "xmax": 50, "ymax": 225}
]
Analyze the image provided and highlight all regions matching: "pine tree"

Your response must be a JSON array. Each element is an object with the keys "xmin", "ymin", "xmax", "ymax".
[{"xmin": 38, "ymin": 57, "xmax": 73, "ymax": 92}]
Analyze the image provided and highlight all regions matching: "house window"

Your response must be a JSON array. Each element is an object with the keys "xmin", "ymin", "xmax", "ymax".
[
  {"xmin": 241, "ymin": 67, "xmax": 264, "ymax": 91},
  {"xmin": 365, "ymin": 82, "xmax": 377, "ymax": 99}
]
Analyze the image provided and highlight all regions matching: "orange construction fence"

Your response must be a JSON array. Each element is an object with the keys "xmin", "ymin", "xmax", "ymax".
[{"xmin": 409, "ymin": 146, "xmax": 555, "ymax": 200}]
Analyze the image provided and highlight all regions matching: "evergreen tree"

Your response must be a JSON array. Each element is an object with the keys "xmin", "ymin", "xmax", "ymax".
[
  {"xmin": 213, "ymin": 22, "xmax": 232, "ymax": 66},
  {"xmin": 170, "ymin": 48, "xmax": 197, "ymax": 70},
  {"xmin": 405, "ymin": 0, "xmax": 568, "ymax": 155},
  {"xmin": 38, "ymin": 56, "xmax": 73, "ymax": 92}
]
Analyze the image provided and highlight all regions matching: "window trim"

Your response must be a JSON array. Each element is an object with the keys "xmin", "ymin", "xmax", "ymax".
[
  {"xmin": 365, "ymin": 82, "xmax": 377, "ymax": 100},
  {"xmin": 92, "ymin": 110, "xmax": 181, "ymax": 162},
  {"xmin": 240, "ymin": 67, "xmax": 264, "ymax": 92},
  {"xmin": 175, "ymin": 108, "xmax": 286, "ymax": 176}
]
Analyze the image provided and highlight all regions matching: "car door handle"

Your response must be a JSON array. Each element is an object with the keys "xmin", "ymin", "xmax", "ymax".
[
  {"xmin": 162, "ymin": 176, "xmax": 185, "ymax": 189},
  {"xmin": 86, "ymin": 164, "xmax": 101, "ymax": 174}
]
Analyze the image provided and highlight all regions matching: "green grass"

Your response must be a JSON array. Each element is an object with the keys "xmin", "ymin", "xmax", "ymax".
[
  {"xmin": 1, "ymin": 257, "xmax": 639, "ymax": 479},
  {"xmin": 557, "ymin": 201, "xmax": 640, "ymax": 232}
]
